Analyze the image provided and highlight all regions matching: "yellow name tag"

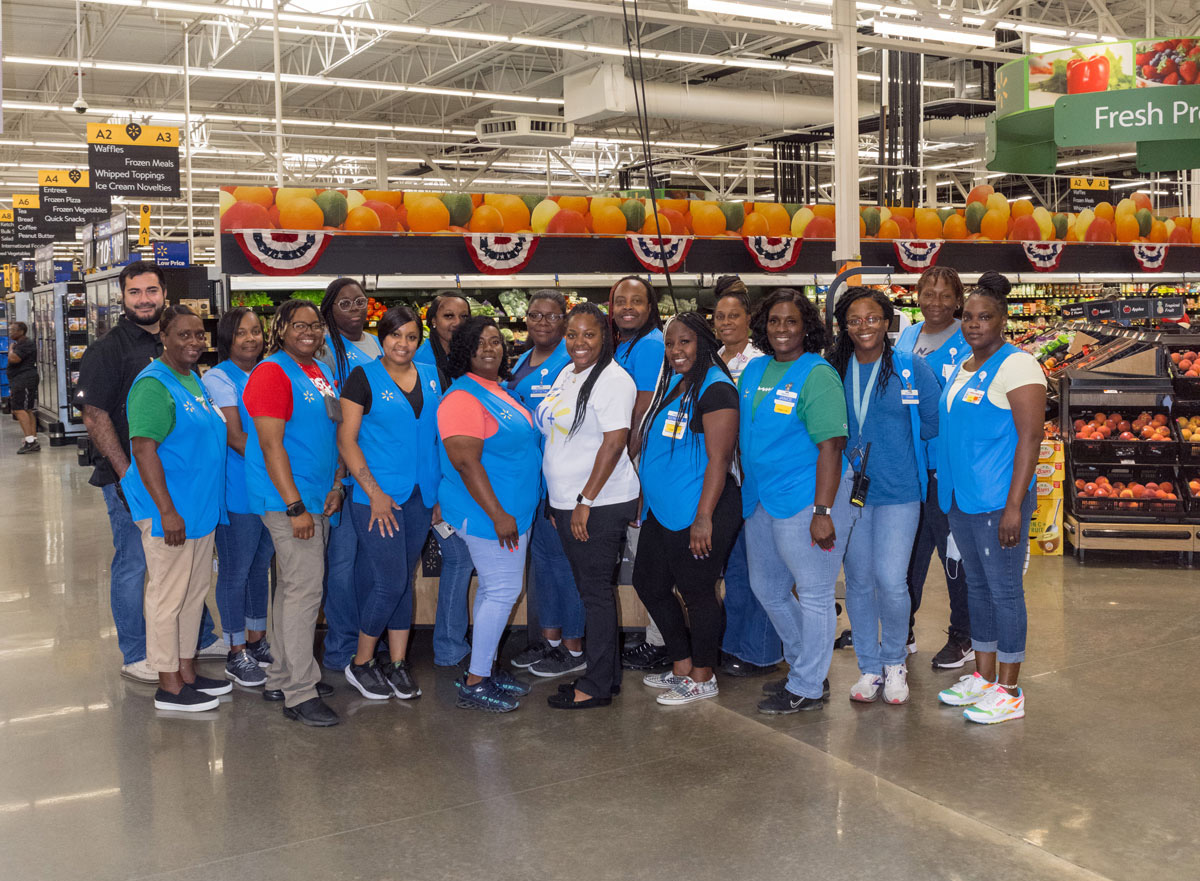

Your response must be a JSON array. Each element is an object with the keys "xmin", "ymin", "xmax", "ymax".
[
  {"xmin": 662, "ymin": 410, "xmax": 688, "ymax": 438},
  {"xmin": 963, "ymin": 387, "xmax": 985, "ymax": 405}
]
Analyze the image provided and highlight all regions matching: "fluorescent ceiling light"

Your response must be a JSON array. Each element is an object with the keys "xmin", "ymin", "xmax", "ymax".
[
  {"xmin": 688, "ymin": 0, "xmax": 832, "ymax": 29},
  {"xmin": 872, "ymin": 17, "xmax": 995, "ymax": 48},
  {"xmin": 1056, "ymin": 152, "xmax": 1136, "ymax": 168}
]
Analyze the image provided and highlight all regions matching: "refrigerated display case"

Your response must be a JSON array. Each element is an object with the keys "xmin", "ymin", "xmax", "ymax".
[{"xmin": 32, "ymin": 280, "xmax": 88, "ymax": 445}]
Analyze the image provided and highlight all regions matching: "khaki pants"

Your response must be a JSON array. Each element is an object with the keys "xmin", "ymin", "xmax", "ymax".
[
  {"xmin": 261, "ymin": 511, "xmax": 329, "ymax": 708},
  {"xmin": 138, "ymin": 521, "xmax": 216, "ymax": 673}
]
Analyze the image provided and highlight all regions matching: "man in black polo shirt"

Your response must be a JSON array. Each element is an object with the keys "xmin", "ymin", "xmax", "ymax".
[
  {"xmin": 76, "ymin": 260, "xmax": 223, "ymax": 683},
  {"xmin": 7, "ymin": 321, "xmax": 40, "ymax": 453}
]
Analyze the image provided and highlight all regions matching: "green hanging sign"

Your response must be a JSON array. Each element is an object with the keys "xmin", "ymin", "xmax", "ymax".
[{"xmin": 1056, "ymin": 87, "xmax": 1200, "ymax": 145}]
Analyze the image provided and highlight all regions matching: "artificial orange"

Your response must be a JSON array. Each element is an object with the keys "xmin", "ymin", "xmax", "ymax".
[
  {"xmin": 468, "ymin": 205, "xmax": 504, "ymax": 233},
  {"xmin": 980, "ymin": 209, "xmax": 1008, "ymax": 241},
  {"xmin": 641, "ymin": 212, "xmax": 672, "ymax": 235},
  {"xmin": 345, "ymin": 206, "xmax": 383, "ymax": 232},
  {"xmin": 966, "ymin": 184, "xmax": 993, "ymax": 205},
  {"xmin": 590, "ymin": 196, "xmax": 622, "ymax": 215},
  {"xmin": 741, "ymin": 213, "xmax": 769, "ymax": 236},
  {"xmin": 1149, "ymin": 220, "xmax": 1168, "ymax": 243},
  {"xmin": 232, "ymin": 186, "xmax": 275, "ymax": 208},
  {"xmin": 558, "ymin": 196, "xmax": 590, "ymax": 215},
  {"xmin": 692, "ymin": 203, "xmax": 726, "ymax": 236},
  {"xmin": 495, "ymin": 195, "xmax": 530, "ymax": 233},
  {"xmin": 660, "ymin": 208, "xmax": 687, "ymax": 235},
  {"xmin": 362, "ymin": 200, "xmax": 399, "ymax": 231},
  {"xmin": 913, "ymin": 209, "xmax": 943, "ymax": 239},
  {"xmin": 876, "ymin": 218, "xmax": 901, "ymax": 239},
  {"xmin": 859, "ymin": 216, "xmax": 866, "ymax": 237},
  {"xmin": 811, "ymin": 203, "xmax": 836, "ymax": 221},
  {"xmin": 1115, "ymin": 214, "xmax": 1139, "ymax": 243},
  {"xmin": 406, "ymin": 198, "xmax": 449, "ymax": 233},
  {"xmin": 756, "ymin": 203, "xmax": 791, "ymax": 236},
  {"xmin": 1093, "ymin": 201, "xmax": 1115, "ymax": 222},
  {"xmin": 591, "ymin": 205, "xmax": 627, "ymax": 235},
  {"xmin": 1132, "ymin": 192, "xmax": 1152, "ymax": 212},
  {"xmin": 1011, "ymin": 199, "xmax": 1034, "ymax": 218},
  {"xmin": 942, "ymin": 214, "xmax": 968, "ymax": 239},
  {"xmin": 277, "ymin": 196, "xmax": 325, "ymax": 230},
  {"xmin": 657, "ymin": 198, "xmax": 689, "ymax": 214},
  {"xmin": 888, "ymin": 205, "xmax": 915, "ymax": 220},
  {"xmin": 362, "ymin": 191, "xmax": 404, "ymax": 208}
]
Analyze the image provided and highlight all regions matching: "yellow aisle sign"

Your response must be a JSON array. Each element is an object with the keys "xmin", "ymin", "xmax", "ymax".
[
  {"xmin": 1070, "ymin": 177, "xmax": 1110, "ymax": 191},
  {"xmin": 86, "ymin": 123, "xmax": 178, "ymax": 147},
  {"xmin": 13, "ymin": 194, "xmax": 40, "ymax": 209},
  {"xmin": 138, "ymin": 204, "xmax": 151, "ymax": 246},
  {"xmin": 0, "ymin": 210, "xmax": 13, "ymax": 222},
  {"xmin": 38, "ymin": 169, "xmax": 91, "ymax": 187}
]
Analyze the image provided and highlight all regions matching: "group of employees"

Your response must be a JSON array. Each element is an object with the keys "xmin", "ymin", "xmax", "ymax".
[{"xmin": 81, "ymin": 260, "xmax": 1045, "ymax": 727}]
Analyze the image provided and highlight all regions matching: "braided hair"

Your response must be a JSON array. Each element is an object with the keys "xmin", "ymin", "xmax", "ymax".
[
  {"xmin": 426, "ymin": 291, "xmax": 470, "ymax": 381},
  {"xmin": 564, "ymin": 302, "xmax": 614, "ymax": 439},
  {"xmin": 446, "ymin": 316, "xmax": 511, "ymax": 382},
  {"xmin": 749, "ymin": 288, "xmax": 827, "ymax": 358},
  {"xmin": 713, "ymin": 274, "xmax": 749, "ymax": 304},
  {"xmin": 826, "ymin": 286, "xmax": 896, "ymax": 393},
  {"xmin": 607, "ymin": 275, "xmax": 662, "ymax": 348},
  {"xmin": 267, "ymin": 299, "xmax": 321, "ymax": 355},
  {"xmin": 916, "ymin": 266, "xmax": 965, "ymax": 318},
  {"xmin": 973, "ymin": 271, "xmax": 1012, "ymax": 308},
  {"xmin": 159, "ymin": 303, "xmax": 198, "ymax": 336},
  {"xmin": 319, "ymin": 277, "xmax": 364, "ymax": 382},
  {"xmin": 638, "ymin": 311, "xmax": 734, "ymax": 454}
]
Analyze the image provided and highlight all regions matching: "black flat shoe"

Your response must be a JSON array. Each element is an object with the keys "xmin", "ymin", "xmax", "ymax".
[
  {"xmin": 720, "ymin": 657, "xmax": 779, "ymax": 678},
  {"xmin": 557, "ymin": 679, "xmax": 620, "ymax": 696},
  {"xmin": 547, "ymin": 690, "xmax": 612, "ymax": 709},
  {"xmin": 282, "ymin": 696, "xmax": 340, "ymax": 727},
  {"xmin": 263, "ymin": 681, "xmax": 333, "ymax": 702}
]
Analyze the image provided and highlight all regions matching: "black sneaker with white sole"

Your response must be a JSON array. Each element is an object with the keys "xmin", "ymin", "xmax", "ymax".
[
  {"xmin": 621, "ymin": 640, "xmax": 670, "ymax": 671},
  {"xmin": 17, "ymin": 440, "xmax": 41, "ymax": 455},
  {"xmin": 344, "ymin": 659, "xmax": 392, "ymax": 700},
  {"xmin": 226, "ymin": 650, "xmax": 267, "ymax": 686},
  {"xmin": 245, "ymin": 637, "xmax": 274, "ymax": 667},
  {"xmin": 383, "ymin": 659, "xmax": 421, "ymax": 699},
  {"xmin": 511, "ymin": 639, "xmax": 550, "ymax": 670},
  {"xmin": 154, "ymin": 684, "xmax": 220, "ymax": 712},
  {"xmin": 931, "ymin": 632, "xmax": 975, "ymax": 669},
  {"xmin": 763, "ymin": 677, "xmax": 830, "ymax": 700},
  {"xmin": 189, "ymin": 674, "xmax": 233, "ymax": 696},
  {"xmin": 529, "ymin": 645, "xmax": 587, "ymax": 678},
  {"xmin": 757, "ymin": 689, "xmax": 824, "ymax": 715}
]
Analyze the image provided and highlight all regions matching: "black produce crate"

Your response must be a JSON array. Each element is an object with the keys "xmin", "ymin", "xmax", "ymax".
[
  {"xmin": 1173, "ymin": 403, "xmax": 1200, "ymax": 464},
  {"xmin": 1166, "ymin": 347, "xmax": 1200, "ymax": 400},
  {"xmin": 1068, "ymin": 410, "xmax": 1179, "ymax": 464},
  {"xmin": 1183, "ymin": 468, "xmax": 1200, "ymax": 518},
  {"xmin": 1070, "ymin": 464, "xmax": 1186, "ymax": 521}
]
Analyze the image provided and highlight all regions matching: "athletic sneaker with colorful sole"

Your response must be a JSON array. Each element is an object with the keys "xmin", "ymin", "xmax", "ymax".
[
  {"xmin": 963, "ymin": 686, "xmax": 1025, "ymax": 724},
  {"xmin": 849, "ymin": 672, "xmax": 883, "ymax": 702},
  {"xmin": 937, "ymin": 672, "xmax": 997, "ymax": 706}
]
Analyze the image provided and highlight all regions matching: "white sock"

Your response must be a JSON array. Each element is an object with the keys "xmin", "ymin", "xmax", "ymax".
[
  {"xmin": 547, "ymin": 638, "xmax": 562, "ymax": 648},
  {"xmin": 25, "ymin": 436, "xmax": 36, "ymax": 443},
  {"xmin": 568, "ymin": 648, "xmax": 583, "ymax": 657}
]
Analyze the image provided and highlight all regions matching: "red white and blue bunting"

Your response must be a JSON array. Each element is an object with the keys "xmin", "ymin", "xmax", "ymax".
[
  {"xmin": 464, "ymin": 233, "xmax": 540, "ymax": 275},
  {"xmin": 626, "ymin": 234, "xmax": 693, "ymax": 273},
  {"xmin": 892, "ymin": 240, "xmax": 943, "ymax": 273},
  {"xmin": 743, "ymin": 236, "xmax": 802, "ymax": 272},
  {"xmin": 1132, "ymin": 243, "xmax": 1168, "ymax": 272},
  {"xmin": 1020, "ymin": 241, "xmax": 1066, "ymax": 272},
  {"xmin": 234, "ymin": 231, "xmax": 331, "ymax": 276}
]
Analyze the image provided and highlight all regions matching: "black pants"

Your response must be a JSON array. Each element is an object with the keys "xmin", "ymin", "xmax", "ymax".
[
  {"xmin": 553, "ymin": 499, "xmax": 639, "ymax": 698},
  {"xmin": 906, "ymin": 472, "xmax": 971, "ymax": 639},
  {"xmin": 632, "ymin": 481, "xmax": 742, "ymax": 670}
]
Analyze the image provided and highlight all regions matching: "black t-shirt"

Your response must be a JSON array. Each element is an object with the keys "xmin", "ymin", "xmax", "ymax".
[
  {"xmin": 76, "ymin": 316, "xmax": 164, "ymax": 487},
  {"xmin": 341, "ymin": 364, "xmax": 423, "ymax": 418},
  {"xmin": 6, "ymin": 337, "xmax": 37, "ymax": 384},
  {"xmin": 657, "ymin": 375, "xmax": 739, "ymax": 435}
]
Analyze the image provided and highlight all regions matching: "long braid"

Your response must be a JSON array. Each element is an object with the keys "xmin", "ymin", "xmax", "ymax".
[{"xmin": 566, "ymin": 302, "xmax": 614, "ymax": 439}]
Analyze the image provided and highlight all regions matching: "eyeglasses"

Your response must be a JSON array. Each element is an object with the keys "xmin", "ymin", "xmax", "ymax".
[
  {"xmin": 527, "ymin": 311, "xmax": 564, "ymax": 324},
  {"xmin": 336, "ymin": 297, "xmax": 368, "ymax": 311},
  {"xmin": 844, "ymin": 316, "xmax": 887, "ymax": 329},
  {"xmin": 289, "ymin": 321, "xmax": 324, "ymax": 333}
]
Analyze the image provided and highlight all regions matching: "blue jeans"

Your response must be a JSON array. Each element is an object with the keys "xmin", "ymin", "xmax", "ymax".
[
  {"xmin": 720, "ymin": 526, "xmax": 783, "ymax": 667},
  {"xmin": 529, "ymin": 498, "xmax": 585, "ymax": 640},
  {"xmin": 321, "ymin": 508, "xmax": 372, "ymax": 670},
  {"xmin": 744, "ymin": 471, "xmax": 854, "ymax": 699},
  {"xmin": 843, "ymin": 501, "xmax": 921, "ymax": 674},
  {"xmin": 350, "ymin": 493, "xmax": 431, "ymax": 636},
  {"xmin": 433, "ymin": 529, "xmax": 474, "ymax": 666},
  {"xmin": 214, "ymin": 512, "xmax": 273, "ymax": 645},
  {"xmin": 907, "ymin": 472, "xmax": 970, "ymax": 639},
  {"xmin": 459, "ymin": 531, "xmax": 529, "ymax": 679},
  {"xmin": 947, "ymin": 490, "xmax": 1036, "ymax": 663},
  {"xmin": 102, "ymin": 484, "xmax": 217, "ymax": 664}
]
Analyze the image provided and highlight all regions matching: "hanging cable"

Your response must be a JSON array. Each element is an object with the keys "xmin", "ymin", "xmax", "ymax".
[
  {"xmin": 75, "ymin": 0, "xmax": 86, "ymax": 108},
  {"xmin": 621, "ymin": 0, "xmax": 676, "ymax": 310}
]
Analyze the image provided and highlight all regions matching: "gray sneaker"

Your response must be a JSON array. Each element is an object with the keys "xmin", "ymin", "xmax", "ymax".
[
  {"xmin": 510, "ymin": 640, "xmax": 549, "ymax": 669},
  {"xmin": 529, "ymin": 645, "xmax": 587, "ymax": 678},
  {"xmin": 344, "ymin": 659, "xmax": 391, "ymax": 700},
  {"xmin": 225, "ymin": 650, "xmax": 267, "ymax": 687}
]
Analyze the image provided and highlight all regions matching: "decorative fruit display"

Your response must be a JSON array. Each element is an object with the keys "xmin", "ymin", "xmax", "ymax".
[
  {"xmin": 1072, "ymin": 411, "xmax": 1173, "ymax": 442},
  {"xmin": 1169, "ymin": 349, "xmax": 1200, "ymax": 378}
]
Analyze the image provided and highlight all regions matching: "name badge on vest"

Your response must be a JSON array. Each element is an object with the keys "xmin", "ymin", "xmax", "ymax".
[
  {"xmin": 662, "ymin": 409, "xmax": 688, "ymax": 439},
  {"xmin": 531, "ymin": 384, "xmax": 551, "ymax": 398},
  {"xmin": 774, "ymin": 386, "xmax": 797, "ymax": 415},
  {"xmin": 942, "ymin": 364, "xmax": 956, "ymax": 380},
  {"xmin": 900, "ymin": 369, "xmax": 918, "ymax": 405}
]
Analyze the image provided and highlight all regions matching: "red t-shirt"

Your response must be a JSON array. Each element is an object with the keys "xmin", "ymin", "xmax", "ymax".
[{"xmin": 243, "ymin": 361, "xmax": 337, "ymax": 421}]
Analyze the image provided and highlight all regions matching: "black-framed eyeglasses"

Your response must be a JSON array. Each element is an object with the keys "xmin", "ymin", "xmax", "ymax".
[
  {"xmin": 527, "ymin": 311, "xmax": 564, "ymax": 324},
  {"xmin": 336, "ymin": 297, "xmax": 368, "ymax": 311},
  {"xmin": 289, "ymin": 321, "xmax": 324, "ymax": 333}
]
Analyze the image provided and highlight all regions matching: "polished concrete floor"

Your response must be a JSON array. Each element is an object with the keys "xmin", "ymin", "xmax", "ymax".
[{"xmin": 1, "ymin": 416, "xmax": 1197, "ymax": 881}]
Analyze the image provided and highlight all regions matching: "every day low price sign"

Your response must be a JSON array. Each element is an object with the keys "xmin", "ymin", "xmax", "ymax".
[{"xmin": 87, "ymin": 122, "xmax": 181, "ymax": 198}]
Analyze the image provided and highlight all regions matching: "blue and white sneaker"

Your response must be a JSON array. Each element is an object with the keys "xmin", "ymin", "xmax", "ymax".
[
  {"xmin": 491, "ymin": 668, "xmax": 533, "ymax": 696},
  {"xmin": 455, "ymin": 676, "xmax": 519, "ymax": 713}
]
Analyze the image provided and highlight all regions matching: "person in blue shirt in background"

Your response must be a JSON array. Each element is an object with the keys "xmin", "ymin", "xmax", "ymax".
[
  {"xmin": 827, "ymin": 288, "xmax": 940, "ymax": 705},
  {"xmin": 504, "ymin": 290, "xmax": 586, "ymax": 679},
  {"xmin": 896, "ymin": 266, "xmax": 973, "ymax": 670}
]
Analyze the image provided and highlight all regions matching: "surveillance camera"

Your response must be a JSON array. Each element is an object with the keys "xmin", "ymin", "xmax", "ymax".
[{"xmin": 73, "ymin": 98, "xmax": 89, "ymax": 114}]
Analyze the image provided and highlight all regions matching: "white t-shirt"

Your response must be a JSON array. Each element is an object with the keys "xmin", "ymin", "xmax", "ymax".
[
  {"xmin": 947, "ymin": 350, "xmax": 1046, "ymax": 411},
  {"xmin": 718, "ymin": 342, "xmax": 766, "ymax": 380},
  {"xmin": 535, "ymin": 361, "xmax": 641, "ymax": 510}
]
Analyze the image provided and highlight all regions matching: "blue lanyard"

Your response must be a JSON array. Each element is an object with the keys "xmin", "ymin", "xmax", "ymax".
[{"xmin": 850, "ymin": 356, "xmax": 881, "ymax": 432}]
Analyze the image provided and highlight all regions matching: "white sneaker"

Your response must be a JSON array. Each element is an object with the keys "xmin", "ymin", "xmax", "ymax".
[
  {"xmin": 963, "ymin": 686, "xmax": 1025, "ymax": 724},
  {"xmin": 883, "ymin": 664, "xmax": 909, "ymax": 704},
  {"xmin": 120, "ymin": 659, "xmax": 158, "ymax": 683},
  {"xmin": 937, "ymin": 672, "xmax": 996, "ymax": 706},
  {"xmin": 656, "ymin": 676, "xmax": 719, "ymax": 705},
  {"xmin": 643, "ymin": 671, "xmax": 687, "ymax": 689},
  {"xmin": 849, "ymin": 672, "xmax": 883, "ymax": 702},
  {"xmin": 197, "ymin": 637, "xmax": 231, "ymax": 659}
]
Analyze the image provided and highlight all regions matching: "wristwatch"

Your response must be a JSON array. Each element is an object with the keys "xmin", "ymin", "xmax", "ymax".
[
  {"xmin": 285, "ymin": 500, "xmax": 307, "ymax": 517},
  {"xmin": 812, "ymin": 504, "xmax": 832, "ymax": 516},
  {"xmin": 576, "ymin": 493, "xmax": 595, "ymax": 507}
]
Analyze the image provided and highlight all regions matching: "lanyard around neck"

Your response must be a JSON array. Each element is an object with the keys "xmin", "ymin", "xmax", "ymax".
[{"xmin": 850, "ymin": 356, "xmax": 881, "ymax": 432}]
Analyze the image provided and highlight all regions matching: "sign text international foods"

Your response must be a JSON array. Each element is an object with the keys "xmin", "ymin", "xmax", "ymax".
[
  {"xmin": 37, "ymin": 169, "xmax": 112, "ymax": 231},
  {"xmin": 87, "ymin": 122, "xmax": 181, "ymax": 198}
]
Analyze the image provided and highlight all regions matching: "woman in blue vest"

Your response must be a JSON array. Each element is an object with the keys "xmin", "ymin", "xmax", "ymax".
[
  {"xmin": 896, "ymin": 266, "xmax": 972, "ymax": 669},
  {"xmin": 413, "ymin": 291, "xmax": 475, "ymax": 669},
  {"xmin": 317, "ymin": 278, "xmax": 382, "ymax": 674},
  {"xmin": 738, "ymin": 288, "xmax": 852, "ymax": 715},
  {"xmin": 243, "ymin": 299, "xmax": 344, "ymax": 727},
  {"xmin": 336, "ymin": 305, "xmax": 441, "ymax": 701},
  {"xmin": 711, "ymin": 276, "xmax": 781, "ymax": 678},
  {"xmin": 122, "ymin": 305, "xmax": 231, "ymax": 713},
  {"xmin": 503, "ymin": 289, "xmax": 586, "ymax": 678},
  {"xmin": 202, "ymin": 307, "xmax": 273, "ymax": 690},
  {"xmin": 827, "ymin": 288, "xmax": 940, "ymax": 705},
  {"xmin": 935, "ymin": 274, "xmax": 1045, "ymax": 724},
  {"xmin": 437, "ymin": 316, "xmax": 541, "ymax": 712},
  {"xmin": 633, "ymin": 312, "xmax": 740, "ymax": 705}
]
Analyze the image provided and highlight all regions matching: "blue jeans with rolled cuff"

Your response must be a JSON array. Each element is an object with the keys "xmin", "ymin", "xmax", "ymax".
[
  {"xmin": 214, "ymin": 512, "xmax": 274, "ymax": 645},
  {"xmin": 906, "ymin": 472, "xmax": 971, "ymax": 640},
  {"xmin": 529, "ymin": 497, "xmax": 585, "ymax": 640}
]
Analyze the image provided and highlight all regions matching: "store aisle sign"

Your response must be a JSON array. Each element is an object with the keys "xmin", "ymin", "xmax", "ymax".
[
  {"xmin": 1057, "ymin": 86, "xmax": 1200, "ymax": 146},
  {"xmin": 37, "ymin": 169, "xmax": 112, "ymax": 231},
  {"xmin": 87, "ymin": 122, "xmax": 180, "ymax": 198}
]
